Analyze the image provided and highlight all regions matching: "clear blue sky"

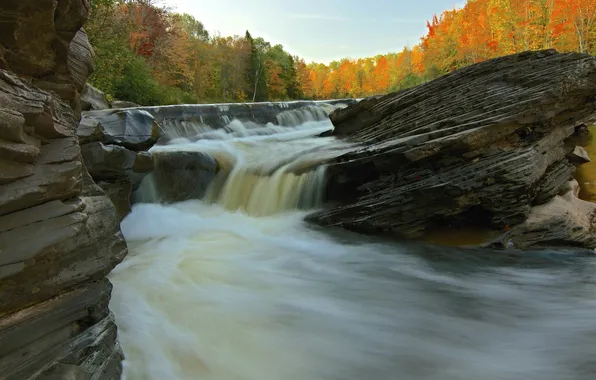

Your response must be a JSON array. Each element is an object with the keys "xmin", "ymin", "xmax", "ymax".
[{"xmin": 165, "ymin": 0, "xmax": 465, "ymax": 63}]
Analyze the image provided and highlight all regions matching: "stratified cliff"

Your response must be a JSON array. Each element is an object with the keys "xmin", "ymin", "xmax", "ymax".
[
  {"xmin": 312, "ymin": 50, "xmax": 596, "ymax": 249},
  {"xmin": 0, "ymin": 1, "xmax": 126, "ymax": 378}
]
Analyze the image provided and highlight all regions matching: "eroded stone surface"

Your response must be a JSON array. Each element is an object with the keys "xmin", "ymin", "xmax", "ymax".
[
  {"xmin": 311, "ymin": 50, "xmax": 596, "ymax": 249},
  {"xmin": 0, "ymin": 1, "xmax": 126, "ymax": 378},
  {"xmin": 495, "ymin": 180, "xmax": 596, "ymax": 249},
  {"xmin": 81, "ymin": 83, "xmax": 110, "ymax": 111},
  {"xmin": 151, "ymin": 151, "xmax": 218, "ymax": 203},
  {"xmin": 80, "ymin": 109, "xmax": 162, "ymax": 151}
]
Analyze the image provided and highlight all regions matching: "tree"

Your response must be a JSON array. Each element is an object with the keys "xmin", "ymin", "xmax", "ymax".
[
  {"xmin": 245, "ymin": 31, "xmax": 268, "ymax": 101},
  {"xmin": 86, "ymin": 0, "xmax": 596, "ymax": 104}
]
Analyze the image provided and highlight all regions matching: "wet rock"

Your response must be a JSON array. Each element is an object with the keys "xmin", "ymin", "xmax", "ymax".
[
  {"xmin": 81, "ymin": 83, "xmax": 110, "ymax": 111},
  {"xmin": 82, "ymin": 109, "xmax": 162, "ymax": 150},
  {"xmin": 569, "ymin": 146, "xmax": 591, "ymax": 164},
  {"xmin": 77, "ymin": 114, "xmax": 106, "ymax": 144},
  {"xmin": 98, "ymin": 180, "xmax": 134, "ymax": 222},
  {"xmin": 311, "ymin": 50, "xmax": 596, "ymax": 249},
  {"xmin": 82, "ymin": 142, "xmax": 137, "ymax": 181},
  {"xmin": 133, "ymin": 151, "xmax": 154, "ymax": 173},
  {"xmin": 100, "ymin": 99, "xmax": 357, "ymax": 142},
  {"xmin": 152, "ymin": 151, "xmax": 218, "ymax": 202}
]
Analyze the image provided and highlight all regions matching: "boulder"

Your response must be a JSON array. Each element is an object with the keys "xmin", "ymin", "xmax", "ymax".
[
  {"xmin": 151, "ymin": 151, "xmax": 218, "ymax": 203},
  {"xmin": 310, "ymin": 50, "xmax": 596, "ymax": 249},
  {"xmin": 81, "ymin": 109, "xmax": 162, "ymax": 150},
  {"xmin": 82, "ymin": 142, "xmax": 137, "ymax": 181},
  {"xmin": 77, "ymin": 113, "xmax": 106, "ymax": 144},
  {"xmin": 81, "ymin": 83, "xmax": 110, "ymax": 111}
]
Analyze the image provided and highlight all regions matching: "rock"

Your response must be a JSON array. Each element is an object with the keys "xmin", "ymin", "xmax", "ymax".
[
  {"xmin": 0, "ymin": 280, "xmax": 123, "ymax": 380},
  {"xmin": 77, "ymin": 113, "xmax": 106, "ymax": 144},
  {"xmin": 133, "ymin": 151, "xmax": 154, "ymax": 173},
  {"xmin": 0, "ymin": 138, "xmax": 40, "ymax": 163},
  {"xmin": 67, "ymin": 29, "xmax": 95, "ymax": 92},
  {"xmin": 0, "ymin": 1, "xmax": 58, "ymax": 76},
  {"xmin": 97, "ymin": 99, "xmax": 356, "ymax": 143},
  {"xmin": 151, "ymin": 151, "xmax": 218, "ymax": 202},
  {"xmin": 81, "ymin": 83, "xmax": 110, "ymax": 111},
  {"xmin": 80, "ymin": 142, "xmax": 154, "ymax": 220},
  {"xmin": 0, "ymin": 1, "xmax": 126, "ymax": 378},
  {"xmin": 310, "ymin": 50, "xmax": 596, "ymax": 249},
  {"xmin": 82, "ymin": 142, "xmax": 137, "ymax": 181},
  {"xmin": 111, "ymin": 100, "xmax": 140, "ymax": 109},
  {"xmin": 98, "ymin": 180, "xmax": 134, "ymax": 222},
  {"xmin": 503, "ymin": 180, "xmax": 596, "ymax": 249},
  {"xmin": 569, "ymin": 145, "xmax": 591, "ymax": 164},
  {"xmin": 82, "ymin": 109, "xmax": 162, "ymax": 150}
]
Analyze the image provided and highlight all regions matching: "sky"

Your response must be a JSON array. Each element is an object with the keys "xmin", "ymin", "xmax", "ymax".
[{"xmin": 164, "ymin": 0, "xmax": 465, "ymax": 63}]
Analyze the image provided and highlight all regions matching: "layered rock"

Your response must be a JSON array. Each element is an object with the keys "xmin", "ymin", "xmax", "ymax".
[
  {"xmin": 311, "ymin": 50, "xmax": 596, "ymax": 249},
  {"xmin": 77, "ymin": 110, "xmax": 160, "ymax": 220},
  {"xmin": 81, "ymin": 83, "xmax": 110, "ymax": 111},
  {"xmin": 496, "ymin": 179, "xmax": 596, "ymax": 249},
  {"xmin": 0, "ymin": 1, "xmax": 126, "ymax": 379}
]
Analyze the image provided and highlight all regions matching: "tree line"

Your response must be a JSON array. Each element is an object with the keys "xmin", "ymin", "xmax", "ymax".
[{"xmin": 87, "ymin": 0, "xmax": 596, "ymax": 105}]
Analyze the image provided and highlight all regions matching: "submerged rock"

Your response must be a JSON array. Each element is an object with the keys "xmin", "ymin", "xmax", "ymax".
[{"xmin": 311, "ymin": 50, "xmax": 596, "ymax": 250}]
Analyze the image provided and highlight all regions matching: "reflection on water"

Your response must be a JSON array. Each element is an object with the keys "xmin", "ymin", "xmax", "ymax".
[{"xmin": 573, "ymin": 125, "xmax": 596, "ymax": 201}]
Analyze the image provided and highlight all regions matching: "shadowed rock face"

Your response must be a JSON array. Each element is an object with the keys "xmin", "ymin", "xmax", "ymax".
[
  {"xmin": 0, "ymin": 1, "xmax": 126, "ymax": 379},
  {"xmin": 310, "ymin": 50, "xmax": 596, "ymax": 249},
  {"xmin": 151, "ymin": 151, "xmax": 218, "ymax": 203}
]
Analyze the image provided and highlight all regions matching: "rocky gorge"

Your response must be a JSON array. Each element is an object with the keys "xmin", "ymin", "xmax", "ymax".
[{"xmin": 1, "ymin": 2, "xmax": 596, "ymax": 379}]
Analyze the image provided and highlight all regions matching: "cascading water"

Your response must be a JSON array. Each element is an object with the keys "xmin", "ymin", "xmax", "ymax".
[{"xmin": 109, "ymin": 103, "xmax": 596, "ymax": 380}]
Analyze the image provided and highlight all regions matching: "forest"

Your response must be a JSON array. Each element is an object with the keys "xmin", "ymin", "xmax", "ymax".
[{"xmin": 88, "ymin": 0, "xmax": 596, "ymax": 105}]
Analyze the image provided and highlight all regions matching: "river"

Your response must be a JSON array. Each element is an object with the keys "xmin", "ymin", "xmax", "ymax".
[{"xmin": 108, "ymin": 105, "xmax": 596, "ymax": 380}]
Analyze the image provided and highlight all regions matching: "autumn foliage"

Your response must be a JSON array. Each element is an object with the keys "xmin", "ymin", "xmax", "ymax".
[{"xmin": 87, "ymin": 0, "xmax": 596, "ymax": 105}]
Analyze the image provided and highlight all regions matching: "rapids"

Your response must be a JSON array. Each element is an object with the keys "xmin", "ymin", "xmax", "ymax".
[{"xmin": 109, "ymin": 105, "xmax": 596, "ymax": 380}]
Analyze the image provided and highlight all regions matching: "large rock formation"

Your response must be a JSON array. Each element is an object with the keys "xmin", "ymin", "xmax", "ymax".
[
  {"xmin": 0, "ymin": 1, "xmax": 126, "ymax": 379},
  {"xmin": 311, "ymin": 50, "xmax": 596, "ymax": 249}
]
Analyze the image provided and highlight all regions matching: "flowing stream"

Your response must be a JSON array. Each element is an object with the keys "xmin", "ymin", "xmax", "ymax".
[{"xmin": 109, "ymin": 105, "xmax": 596, "ymax": 380}]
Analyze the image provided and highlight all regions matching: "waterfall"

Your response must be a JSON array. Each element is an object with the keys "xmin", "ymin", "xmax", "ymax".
[
  {"xmin": 109, "ymin": 102, "xmax": 596, "ymax": 380},
  {"xmin": 133, "ymin": 102, "xmax": 356, "ymax": 215}
]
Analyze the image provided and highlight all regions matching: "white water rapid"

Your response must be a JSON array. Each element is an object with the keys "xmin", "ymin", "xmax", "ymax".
[{"xmin": 109, "ymin": 105, "xmax": 596, "ymax": 380}]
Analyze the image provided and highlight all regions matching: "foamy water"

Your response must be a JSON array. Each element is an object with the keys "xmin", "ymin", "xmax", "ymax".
[
  {"xmin": 110, "ymin": 201, "xmax": 596, "ymax": 380},
  {"xmin": 109, "ymin": 106, "xmax": 596, "ymax": 380}
]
